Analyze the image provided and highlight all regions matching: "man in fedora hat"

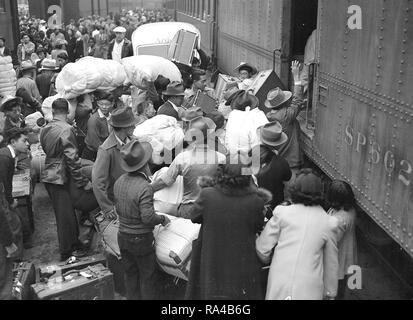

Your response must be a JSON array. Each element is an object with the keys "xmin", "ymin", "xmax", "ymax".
[
  {"xmin": 265, "ymin": 61, "xmax": 306, "ymax": 193},
  {"xmin": 35, "ymin": 58, "xmax": 59, "ymax": 100},
  {"xmin": 16, "ymin": 61, "xmax": 42, "ymax": 104},
  {"xmin": 114, "ymin": 140, "xmax": 170, "ymax": 300},
  {"xmin": 92, "ymin": 107, "xmax": 137, "ymax": 221},
  {"xmin": 255, "ymin": 121, "xmax": 292, "ymax": 214},
  {"xmin": 40, "ymin": 98, "xmax": 91, "ymax": 261},
  {"xmin": 152, "ymin": 117, "xmax": 226, "ymax": 219},
  {"xmin": 157, "ymin": 81, "xmax": 186, "ymax": 121},
  {"xmin": 108, "ymin": 26, "xmax": 133, "ymax": 62}
]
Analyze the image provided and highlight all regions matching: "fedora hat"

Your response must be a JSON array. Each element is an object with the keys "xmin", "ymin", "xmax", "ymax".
[
  {"xmin": 120, "ymin": 140, "xmax": 153, "ymax": 173},
  {"xmin": 235, "ymin": 62, "xmax": 258, "ymax": 76},
  {"xmin": 264, "ymin": 88, "xmax": 293, "ymax": 110},
  {"xmin": 224, "ymin": 89, "xmax": 244, "ymax": 106},
  {"xmin": 182, "ymin": 107, "xmax": 203, "ymax": 122},
  {"xmin": 231, "ymin": 91, "xmax": 259, "ymax": 111},
  {"xmin": 20, "ymin": 60, "xmax": 36, "ymax": 71},
  {"xmin": 162, "ymin": 81, "xmax": 186, "ymax": 96},
  {"xmin": 40, "ymin": 58, "xmax": 59, "ymax": 71},
  {"xmin": 109, "ymin": 107, "xmax": 137, "ymax": 128},
  {"xmin": 0, "ymin": 96, "xmax": 22, "ymax": 112},
  {"xmin": 258, "ymin": 121, "xmax": 288, "ymax": 148}
]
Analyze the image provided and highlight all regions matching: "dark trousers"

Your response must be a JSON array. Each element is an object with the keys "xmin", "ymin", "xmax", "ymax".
[
  {"xmin": 45, "ymin": 183, "xmax": 79, "ymax": 257},
  {"xmin": 337, "ymin": 276, "xmax": 349, "ymax": 300},
  {"xmin": 118, "ymin": 232, "xmax": 157, "ymax": 300},
  {"xmin": 0, "ymin": 247, "xmax": 13, "ymax": 300}
]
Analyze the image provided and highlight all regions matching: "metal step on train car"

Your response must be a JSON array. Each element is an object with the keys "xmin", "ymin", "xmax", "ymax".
[{"xmin": 171, "ymin": 0, "xmax": 413, "ymax": 293}]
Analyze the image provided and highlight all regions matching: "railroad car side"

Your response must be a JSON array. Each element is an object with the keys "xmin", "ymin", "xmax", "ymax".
[{"xmin": 302, "ymin": 0, "xmax": 413, "ymax": 257}]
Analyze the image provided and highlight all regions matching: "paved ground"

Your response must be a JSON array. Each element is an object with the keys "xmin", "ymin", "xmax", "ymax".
[{"xmin": 21, "ymin": 182, "xmax": 412, "ymax": 300}]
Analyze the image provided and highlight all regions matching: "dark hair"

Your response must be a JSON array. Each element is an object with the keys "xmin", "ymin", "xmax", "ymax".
[
  {"xmin": 290, "ymin": 169, "xmax": 325, "ymax": 207},
  {"xmin": 0, "ymin": 37, "xmax": 5, "ymax": 43},
  {"xmin": 52, "ymin": 98, "xmax": 69, "ymax": 114},
  {"xmin": 55, "ymin": 44, "xmax": 64, "ymax": 50},
  {"xmin": 192, "ymin": 70, "xmax": 206, "ymax": 83},
  {"xmin": 214, "ymin": 163, "xmax": 252, "ymax": 191},
  {"xmin": 57, "ymin": 52, "xmax": 69, "ymax": 61},
  {"xmin": 5, "ymin": 127, "xmax": 28, "ymax": 144},
  {"xmin": 94, "ymin": 91, "xmax": 115, "ymax": 102},
  {"xmin": 327, "ymin": 180, "xmax": 355, "ymax": 211},
  {"xmin": 36, "ymin": 47, "xmax": 46, "ymax": 54},
  {"xmin": 21, "ymin": 33, "xmax": 29, "ymax": 39}
]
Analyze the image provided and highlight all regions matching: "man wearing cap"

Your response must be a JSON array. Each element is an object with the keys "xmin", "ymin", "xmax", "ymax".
[
  {"xmin": 35, "ymin": 59, "xmax": 59, "ymax": 100},
  {"xmin": 114, "ymin": 140, "xmax": 170, "ymax": 300},
  {"xmin": 152, "ymin": 117, "xmax": 226, "ymax": 219},
  {"xmin": 108, "ymin": 26, "xmax": 133, "ymax": 62},
  {"xmin": 236, "ymin": 62, "xmax": 258, "ymax": 91},
  {"xmin": 40, "ymin": 98, "xmax": 91, "ymax": 261},
  {"xmin": 0, "ymin": 37, "xmax": 11, "ymax": 57},
  {"xmin": 255, "ymin": 121, "xmax": 292, "ymax": 215},
  {"xmin": 82, "ymin": 92, "xmax": 114, "ymax": 162},
  {"xmin": 16, "ymin": 61, "xmax": 42, "ymax": 103},
  {"xmin": 265, "ymin": 61, "xmax": 306, "ymax": 193},
  {"xmin": 0, "ymin": 97, "xmax": 24, "ymax": 135},
  {"xmin": 157, "ymin": 81, "xmax": 186, "ymax": 121},
  {"xmin": 92, "ymin": 107, "xmax": 137, "ymax": 221}
]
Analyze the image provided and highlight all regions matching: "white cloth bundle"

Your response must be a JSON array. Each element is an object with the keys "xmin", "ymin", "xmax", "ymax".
[
  {"xmin": 133, "ymin": 115, "xmax": 185, "ymax": 164},
  {"xmin": 55, "ymin": 57, "xmax": 127, "ymax": 99},
  {"xmin": 0, "ymin": 56, "xmax": 17, "ymax": 97},
  {"xmin": 121, "ymin": 55, "xmax": 182, "ymax": 89},
  {"xmin": 42, "ymin": 94, "xmax": 77, "ymax": 122}
]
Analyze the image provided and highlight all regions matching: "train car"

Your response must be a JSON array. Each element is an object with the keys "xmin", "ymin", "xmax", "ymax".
[
  {"xmin": 172, "ymin": 0, "xmax": 413, "ymax": 293},
  {"xmin": 0, "ymin": 0, "xmax": 20, "ymax": 53}
]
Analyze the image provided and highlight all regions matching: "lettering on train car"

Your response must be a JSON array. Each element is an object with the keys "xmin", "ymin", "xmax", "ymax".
[
  {"xmin": 347, "ymin": 5, "xmax": 362, "ymax": 30},
  {"xmin": 345, "ymin": 125, "xmax": 411, "ymax": 187}
]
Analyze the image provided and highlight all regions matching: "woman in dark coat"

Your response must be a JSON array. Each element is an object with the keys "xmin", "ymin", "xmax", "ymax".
[{"xmin": 185, "ymin": 160, "xmax": 271, "ymax": 300}]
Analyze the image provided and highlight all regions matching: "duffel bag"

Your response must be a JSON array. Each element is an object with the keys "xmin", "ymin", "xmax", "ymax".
[{"xmin": 153, "ymin": 214, "xmax": 200, "ymax": 280}]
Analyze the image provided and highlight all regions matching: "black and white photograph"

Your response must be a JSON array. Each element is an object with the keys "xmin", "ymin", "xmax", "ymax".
[{"xmin": 0, "ymin": 0, "xmax": 412, "ymax": 307}]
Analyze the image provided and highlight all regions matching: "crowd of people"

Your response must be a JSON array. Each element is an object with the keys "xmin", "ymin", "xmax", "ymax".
[{"xmin": 0, "ymin": 10, "xmax": 357, "ymax": 300}]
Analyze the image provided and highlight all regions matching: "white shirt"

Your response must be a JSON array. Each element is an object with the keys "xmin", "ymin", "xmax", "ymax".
[
  {"xmin": 112, "ymin": 39, "xmax": 124, "ymax": 62},
  {"xmin": 169, "ymin": 100, "xmax": 179, "ymax": 113},
  {"xmin": 7, "ymin": 145, "xmax": 16, "ymax": 159},
  {"xmin": 0, "ymin": 47, "xmax": 4, "ymax": 56},
  {"xmin": 92, "ymin": 30, "xmax": 100, "ymax": 38},
  {"xmin": 225, "ymin": 107, "xmax": 269, "ymax": 155},
  {"xmin": 114, "ymin": 132, "xmax": 131, "ymax": 147}
]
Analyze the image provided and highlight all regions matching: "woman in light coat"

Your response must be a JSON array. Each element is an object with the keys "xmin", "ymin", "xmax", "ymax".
[{"xmin": 256, "ymin": 169, "xmax": 339, "ymax": 300}]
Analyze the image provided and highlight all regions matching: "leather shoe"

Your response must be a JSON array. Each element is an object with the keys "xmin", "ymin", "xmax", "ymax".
[{"xmin": 71, "ymin": 249, "xmax": 88, "ymax": 258}]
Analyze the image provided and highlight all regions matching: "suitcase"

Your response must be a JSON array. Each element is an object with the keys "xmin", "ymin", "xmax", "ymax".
[
  {"xmin": 36, "ymin": 254, "xmax": 107, "ymax": 283},
  {"xmin": 192, "ymin": 90, "xmax": 218, "ymax": 114},
  {"xmin": 214, "ymin": 74, "xmax": 239, "ymax": 102},
  {"xmin": 247, "ymin": 70, "xmax": 286, "ymax": 113},
  {"xmin": 153, "ymin": 214, "xmax": 200, "ymax": 281},
  {"xmin": 12, "ymin": 262, "xmax": 36, "ymax": 300},
  {"xmin": 168, "ymin": 29, "xmax": 198, "ymax": 66},
  {"xmin": 31, "ymin": 264, "xmax": 115, "ymax": 300}
]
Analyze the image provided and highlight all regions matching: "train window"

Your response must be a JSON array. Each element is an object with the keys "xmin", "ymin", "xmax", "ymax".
[{"xmin": 0, "ymin": 0, "xmax": 5, "ymax": 13}]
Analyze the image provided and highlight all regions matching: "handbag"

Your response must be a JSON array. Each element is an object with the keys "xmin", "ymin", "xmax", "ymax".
[{"xmin": 93, "ymin": 212, "xmax": 121, "ymax": 259}]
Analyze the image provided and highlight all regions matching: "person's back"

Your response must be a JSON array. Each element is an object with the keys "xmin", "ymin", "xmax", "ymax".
[
  {"xmin": 258, "ymin": 204, "xmax": 338, "ymax": 300},
  {"xmin": 36, "ymin": 70, "xmax": 55, "ymax": 100}
]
